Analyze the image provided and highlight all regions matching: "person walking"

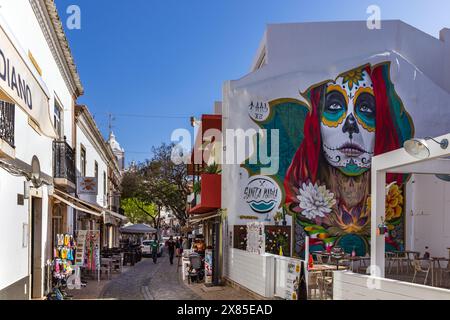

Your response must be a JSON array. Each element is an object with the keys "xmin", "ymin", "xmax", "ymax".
[
  {"xmin": 165, "ymin": 236, "xmax": 176, "ymax": 265},
  {"xmin": 182, "ymin": 237, "xmax": 190, "ymax": 250},
  {"xmin": 175, "ymin": 237, "xmax": 181, "ymax": 257},
  {"xmin": 151, "ymin": 234, "xmax": 159, "ymax": 264}
]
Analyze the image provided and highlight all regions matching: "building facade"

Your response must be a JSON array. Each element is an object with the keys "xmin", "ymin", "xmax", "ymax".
[
  {"xmin": 220, "ymin": 21, "xmax": 450, "ymax": 297},
  {"xmin": 0, "ymin": 0, "xmax": 126, "ymax": 300},
  {"xmin": 0, "ymin": 0, "xmax": 82, "ymax": 299}
]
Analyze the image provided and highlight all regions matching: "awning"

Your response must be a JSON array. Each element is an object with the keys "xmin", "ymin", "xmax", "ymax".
[
  {"xmin": 52, "ymin": 190, "xmax": 102, "ymax": 217},
  {"xmin": 104, "ymin": 210, "xmax": 128, "ymax": 221},
  {"xmin": 120, "ymin": 223, "xmax": 157, "ymax": 234},
  {"xmin": 189, "ymin": 210, "xmax": 222, "ymax": 225},
  {"xmin": 52, "ymin": 190, "xmax": 128, "ymax": 223}
]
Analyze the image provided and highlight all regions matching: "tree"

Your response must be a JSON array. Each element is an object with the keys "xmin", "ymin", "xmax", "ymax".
[
  {"xmin": 120, "ymin": 198, "xmax": 157, "ymax": 225},
  {"xmin": 120, "ymin": 143, "xmax": 190, "ymax": 226}
]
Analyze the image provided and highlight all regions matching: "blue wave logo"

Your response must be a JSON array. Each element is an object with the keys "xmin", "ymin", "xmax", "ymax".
[
  {"xmin": 243, "ymin": 177, "xmax": 280, "ymax": 214},
  {"xmin": 247, "ymin": 200, "xmax": 277, "ymax": 213}
]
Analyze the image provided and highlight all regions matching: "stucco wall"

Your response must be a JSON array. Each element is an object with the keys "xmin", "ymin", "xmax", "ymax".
[
  {"xmin": 76, "ymin": 123, "xmax": 108, "ymax": 208},
  {"xmin": 334, "ymin": 271, "xmax": 450, "ymax": 300},
  {"xmin": 0, "ymin": 0, "xmax": 76, "ymax": 294},
  {"xmin": 223, "ymin": 248, "xmax": 274, "ymax": 297}
]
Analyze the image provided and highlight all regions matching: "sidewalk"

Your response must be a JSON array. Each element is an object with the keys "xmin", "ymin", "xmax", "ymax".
[
  {"xmin": 69, "ymin": 265, "xmax": 133, "ymax": 300},
  {"xmin": 178, "ymin": 265, "xmax": 257, "ymax": 300}
]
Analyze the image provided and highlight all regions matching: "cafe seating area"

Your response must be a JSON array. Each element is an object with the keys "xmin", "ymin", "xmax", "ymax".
[
  {"xmin": 308, "ymin": 247, "xmax": 450, "ymax": 300},
  {"xmin": 385, "ymin": 249, "xmax": 450, "ymax": 289}
]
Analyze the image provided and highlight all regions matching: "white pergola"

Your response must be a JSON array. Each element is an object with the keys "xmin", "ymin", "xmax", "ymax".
[{"xmin": 371, "ymin": 133, "xmax": 450, "ymax": 277}]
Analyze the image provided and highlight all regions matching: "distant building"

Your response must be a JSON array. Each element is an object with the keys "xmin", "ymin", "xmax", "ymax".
[{"xmin": 108, "ymin": 132, "xmax": 125, "ymax": 172}]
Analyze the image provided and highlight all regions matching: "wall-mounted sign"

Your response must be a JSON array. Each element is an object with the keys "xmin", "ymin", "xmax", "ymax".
[
  {"xmin": 0, "ymin": 25, "xmax": 55, "ymax": 138},
  {"xmin": 246, "ymin": 222, "xmax": 265, "ymax": 255},
  {"xmin": 77, "ymin": 177, "xmax": 97, "ymax": 194},
  {"xmin": 285, "ymin": 259, "xmax": 301, "ymax": 300},
  {"xmin": 243, "ymin": 176, "xmax": 281, "ymax": 214},
  {"xmin": 248, "ymin": 101, "xmax": 270, "ymax": 122}
]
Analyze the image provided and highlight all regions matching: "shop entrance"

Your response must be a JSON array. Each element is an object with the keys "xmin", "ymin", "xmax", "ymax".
[{"xmin": 31, "ymin": 197, "xmax": 43, "ymax": 299}]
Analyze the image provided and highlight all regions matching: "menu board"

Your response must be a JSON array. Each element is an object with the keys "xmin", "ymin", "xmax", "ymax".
[
  {"xmin": 285, "ymin": 259, "xmax": 302, "ymax": 300},
  {"xmin": 204, "ymin": 249, "xmax": 213, "ymax": 284},
  {"xmin": 246, "ymin": 222, "xmax": 265, "ymax": 255},
  {"xmin": 75, "ymin": 230, "xmax": 87, "ymax": 266}
]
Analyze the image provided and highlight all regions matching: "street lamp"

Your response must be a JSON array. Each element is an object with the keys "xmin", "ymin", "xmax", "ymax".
[{"xmin": 404, "ymin": 137, "xmax": 449, "ymax": 159}]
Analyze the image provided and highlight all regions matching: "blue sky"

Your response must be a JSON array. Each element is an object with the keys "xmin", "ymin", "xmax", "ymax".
[{"xmin": 56, "ymin": 0, "xmax": 450, "ymax": 165}]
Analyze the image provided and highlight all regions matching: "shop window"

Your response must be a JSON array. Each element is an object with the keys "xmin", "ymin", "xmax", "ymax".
[
  {"xmin": 94, "ymin": 161, "xmax": 98, "ymax": 195},
  {"xmin": 53, "ymin": 100, "xmax": 63, "ymax": 139},
  {"xmin": 80, "ymin": 145, "xmax": 86, "ymax": 177},
  {"xmin": 52, "ymin": 206, "xmax": 64, "ymax": 249},
  {"xmin": 103, "ymin": 171, "xmax": 107, "ymax": 198}
]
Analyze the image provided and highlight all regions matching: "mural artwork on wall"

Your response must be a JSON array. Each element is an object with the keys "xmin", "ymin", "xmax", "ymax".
[{"xmin": 243, "ymin": 62, "xmax": 413, "ymax": 257}]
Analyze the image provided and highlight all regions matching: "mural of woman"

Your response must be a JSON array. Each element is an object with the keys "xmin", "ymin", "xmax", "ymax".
[{"xmin": 284, "ymin": 62, "xmax": 413, "ymax": 257}]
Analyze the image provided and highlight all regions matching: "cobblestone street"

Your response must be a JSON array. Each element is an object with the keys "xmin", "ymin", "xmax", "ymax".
[{"xmin": 100, "ymin": 256, "xmax": 200, "ymax": 300}]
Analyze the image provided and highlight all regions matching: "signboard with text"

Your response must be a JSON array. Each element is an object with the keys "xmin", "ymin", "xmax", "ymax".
[{"xmin": 77, "ymin": 177, "xmax": 98, "ymax": 194}]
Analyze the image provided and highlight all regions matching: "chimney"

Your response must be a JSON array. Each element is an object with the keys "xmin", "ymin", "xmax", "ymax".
[{"xmin": 214, "ymin": 101, "xmax": 222, "ymax": 115}]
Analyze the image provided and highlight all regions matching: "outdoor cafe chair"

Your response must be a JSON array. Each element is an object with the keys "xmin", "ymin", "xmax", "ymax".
[
  {"xmin": 443, "ymin": 261, "xmax": 450, "ymax": 287},
  {"xmin": 316, "ymin": 270, "xmax": 333, "ymax": 300},
  {"xmin": 100, "ymin": 258, "xmax": 113, "ymax": 280},
  {"xmin": 412, "ymin": 259, "xmax": 431, "ymax": 285},
  {"xmin": 389, "ymin": 252, "xmax": 410, "ymax": 274},
  {"xmin": 307, "ymin": 271, "xmax": 321, "ymax": 299}
]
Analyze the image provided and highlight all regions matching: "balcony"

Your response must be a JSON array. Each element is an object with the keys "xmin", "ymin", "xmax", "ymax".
[
  {"xmin": 189, "ymin": 173, "xmax": 221, "ymax": 214},
  {"xmin": 53, "ymin": 139, "xmax": 76, "ymax": 191},
  {"xmin": 0, "ymin": 100, "xmax": 15, "ymax": 159}
]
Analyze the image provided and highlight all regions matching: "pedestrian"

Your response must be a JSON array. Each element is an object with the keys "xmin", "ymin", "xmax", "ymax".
[
  {"xmin": 175, "ymin": 237, "xmax": 181, "ymax": 257},
  {"xmin": 151, "ymin": 234, "xmax": 159, "ymax": 264},
  {"xmin": 165, "ymin": 236, "xmax": 176, "ymax": 265},
  {"xmin": 182, "ymin": 237, "xmax": 190, "ymax": 250}
]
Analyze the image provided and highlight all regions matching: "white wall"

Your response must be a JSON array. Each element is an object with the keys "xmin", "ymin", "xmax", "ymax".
[
  {"xmin": 0, "ymin": 0, "xmax": 75, "ymax": 147},
  {"xmin": 334, "ymin": 271, "xmax": 450, "ymax": 300},
  {"xmin": 0, "ymin": 171, "xmax": 29, "ymax": 290},
  {"xmin": 407, "ymin": 174, "xmax": 450, "ymax": 258},
  {"xmin": 224, "ymin": 248, "xmax": 274, "ymax": 298},
  {"xmin": 76, "ymin": 123, "xmax": 108, "ymax": 208},
  {"xmin": 0, "ymin": 0, "xmax": 76, "ymax": 294}
]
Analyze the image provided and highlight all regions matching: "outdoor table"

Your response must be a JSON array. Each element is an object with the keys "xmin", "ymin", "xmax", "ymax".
[
  {"xmin": 430, "ymin": 257, "xmax": 450, "ymax": 287},
  {"xmin": 308, "ymin": 264, "xmax": 344, "ymax": 300},
  {"xmin": 417, "ymin": 257, "xmax": 449, "ymax": 287},
  {"xmin": 311, "ymin": 251, "xmax": 351, "ymax": 270},
  {"xmin": 347, "ymin": 256, "xmax": 371, "ymax": 273},
  {"xmin": 391, "ymin": 251, "xmax": 419, "ymax": 273}
]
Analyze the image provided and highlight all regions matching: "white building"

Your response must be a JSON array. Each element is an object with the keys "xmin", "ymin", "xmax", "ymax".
[
  {"xmin": 0, "ymin": 0, "xmax": 126, "ymax": 300},
  {"xmin": 0, "ymin": 0, "xmax": 82, "ymax": 299},
  {"xmin": 221, "ymin": 20, "xmax": 450, "ymax": 298},
  {"xmin": 74, "ymin": 105, "xmax": 126, "ymax": 249}
]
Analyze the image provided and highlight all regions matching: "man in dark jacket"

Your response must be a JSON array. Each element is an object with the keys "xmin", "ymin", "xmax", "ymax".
[{"xmin": 165, "ymin": 236, "xmax": 176, "ymax": 265}]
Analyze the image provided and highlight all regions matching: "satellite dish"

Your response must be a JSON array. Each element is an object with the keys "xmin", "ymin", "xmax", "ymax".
[{"xmin": 31, "ymin": 156, "xmax": 42, "ymax": 188}]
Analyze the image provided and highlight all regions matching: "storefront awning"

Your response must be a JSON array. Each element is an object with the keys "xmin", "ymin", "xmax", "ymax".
[
  {"xmin": 189, "ymin": 211, "xmax": 221, "ymax": 225},
  {"xmin": 52, "ymin": 189, "xmax": 102, "ymax": 217}
]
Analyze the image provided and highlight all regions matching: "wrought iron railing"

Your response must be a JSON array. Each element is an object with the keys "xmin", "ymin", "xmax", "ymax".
[
  {"xmin": 0, "ymin": 101, "xmax": 15, "ymax": 148},
  {"xmin": 53, "ymin": 138, "xmax": 76, "ymax": 184}
]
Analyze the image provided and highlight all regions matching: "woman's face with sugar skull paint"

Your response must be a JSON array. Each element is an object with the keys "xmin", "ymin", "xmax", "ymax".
[{"xmin": 320, "ymin": 68, "xmax": 376, "ymax": 176}]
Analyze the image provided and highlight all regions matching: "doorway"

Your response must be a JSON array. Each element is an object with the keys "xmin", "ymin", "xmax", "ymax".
[{"xmin": 31, "ymin": 197, "xmax": 43, "ymax": 299}]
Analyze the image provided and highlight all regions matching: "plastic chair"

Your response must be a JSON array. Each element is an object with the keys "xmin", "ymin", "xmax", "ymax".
[{"xmin": 412, "ymin": 259, "xmax": 430, "ymax": 285}]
